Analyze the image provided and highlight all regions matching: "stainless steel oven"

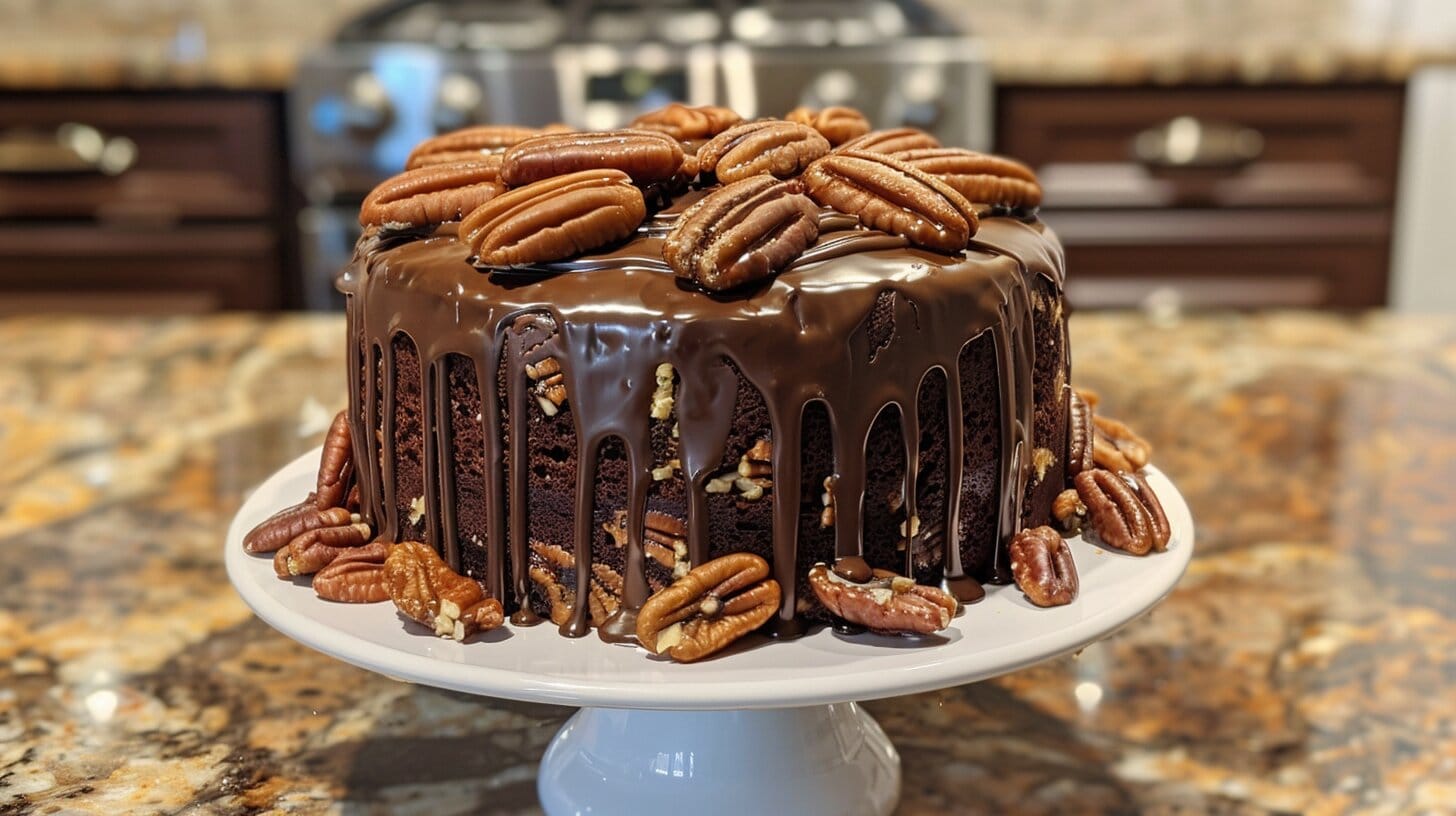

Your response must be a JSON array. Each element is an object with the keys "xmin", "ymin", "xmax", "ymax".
[{"xmin": 289, "ymin": 0, "xmax": 990, "ymax": 309}]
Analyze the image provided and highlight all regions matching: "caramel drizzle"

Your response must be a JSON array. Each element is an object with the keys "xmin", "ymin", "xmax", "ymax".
[{"xmin": 345, "ymin": 217, "xmax": 1061, "ymax": 637}]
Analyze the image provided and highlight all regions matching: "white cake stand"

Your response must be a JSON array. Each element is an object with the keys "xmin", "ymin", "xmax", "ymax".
[{"xmin": 227, "ymin": 450, "xmax": 1194, "ymax": 816}]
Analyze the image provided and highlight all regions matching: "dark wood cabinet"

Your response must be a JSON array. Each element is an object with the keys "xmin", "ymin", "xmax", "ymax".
[
  {"xmin": 0, "ymin": 91, "xmax": 290, "ymax": 313},
  {"xmin": 0, "ymin": 223, "xmax": 278, "ymax": 312},
  {"xmin": 997, "ymin": 84, "xmax": 1404, "ymax": 309}
]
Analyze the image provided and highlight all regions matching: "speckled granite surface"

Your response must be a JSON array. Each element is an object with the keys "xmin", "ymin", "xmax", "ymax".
[{"xmin": 1, "ymin": 312, "xmax": 1453, "ymax": 815}]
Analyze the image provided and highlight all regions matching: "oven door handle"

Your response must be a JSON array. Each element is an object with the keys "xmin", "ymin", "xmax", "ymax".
[
  {"xmin": 1131, "ymin": 116, "xmax": 1263, "ymax": 170},
  {"xmin": 0, "ymin": 123, "xmax": 137, "ymax": 176}
]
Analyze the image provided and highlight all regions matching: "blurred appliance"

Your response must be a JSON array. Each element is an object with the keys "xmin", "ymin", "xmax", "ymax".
[{"xmin": 290, "ymin": 0, "xmax": 989, "ymax": 309}]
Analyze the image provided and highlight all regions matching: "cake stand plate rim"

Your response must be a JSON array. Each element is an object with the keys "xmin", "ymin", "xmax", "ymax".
[{"xmin": 226, "ymin": 448, "xmax": 1194, "ymax": 710}]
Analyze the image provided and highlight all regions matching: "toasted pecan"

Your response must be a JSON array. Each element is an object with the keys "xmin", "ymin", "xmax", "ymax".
[
  {"xmin": 462, "ymin": 169, "xmax": 646, "ymax": 267},
  {"xmin": 803, "ymin": 150, "xmax": 978, "ymax": 252}
]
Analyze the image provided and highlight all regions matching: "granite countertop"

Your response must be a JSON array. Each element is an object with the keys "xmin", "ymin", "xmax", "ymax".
[{"xmin": 1, "ymin": 312, "xmax": 1453, "ymax": 814}]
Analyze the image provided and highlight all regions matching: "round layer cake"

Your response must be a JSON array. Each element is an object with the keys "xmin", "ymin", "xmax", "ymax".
[{"xmin": 338, "ymin": 110, "xmax": 1070, "ymax": 641}]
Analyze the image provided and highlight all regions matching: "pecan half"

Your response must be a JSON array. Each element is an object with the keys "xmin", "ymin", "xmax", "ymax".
[
  {"xmin": 405, "ymin": 125, "xmax": 551, "ymax": 169},
  {"xmin": 835, "ymin": 127, "xmax": 941, "ymax": 155},
  {"xmin": 1094, "ymin": 414, "xmax": 1153, "ymax": 471},
  {"xmin": 807, "ymin": 564, "xmax": 957, "ymax": 635},
  {"xmin": 630, "ymin": 103, "xmax": 741, "ymax": 140},
  {"xmin": 315, "ymin": 410, "xmax": 353, "ymax": 510},
  {"xmin": 528, "ymin": 539, "xmax": 577, "ymax": 626},
  {"xmin": 1051, "ymin": 488, "xmax": 1087, "ymax": 535},
  {"xmin": 636, "ymin": 553, "xmax": 780, "ymax": 662},
  {"xmin": 647, "ymin": 512, "xmax": 690, "ymax": 577},
  {"xmin": 501, "ymin": 129, "xmax": 684, "ymax": 187},
  {"xmin": 588, "ymin": 562, "xmax": 625, "ymax": 626},
  {"xmin": 358, "ymin": 161, "xmax": 505, "ymax": 228},
  {"xmin": 605, "ymin": 509, "xmax": 688, "ymax": 577},
  {"xmin": 1066, "ymin": 388, "xmax": 1095, "ymax": 478},
  {"xmin": 313, "ymin": 539, "xmax": 391, "ymax": 603},
  {"xmin": 662, "ymin": 176, "xmax": 819, "ymax": 291},
  {"xmin": 385, "ymin": 540, "xmax": 504, "ymax": 640},
  {"xmin": 243, "ymin": 502, "xmax": 351, "ymax": 554},
  {"xmin": 1009, "ymin": 526, "xmax": 1079, "ymax": 607},
  {"xmin": 892, "ymin": 147, "xmax": 1042, "ymax": 208},
  {"xmin": 1075, "ymin": 469, "xmax": 1171, "ymax": 556},
  {"xmin": 803, "ymin": 150, "xmax": 978, "ymax": 252},
  {"xmin": 696, "ymin": 120, "xmax": 830, "ymax": 185},
  {"xmin": 406, "ymin": 149, "xmax": 507, "ymax": 171},
  {"xmin": 785, "ymin": 106, "xmax": 871, "ymax": 146},
  {"xmin": 1092, "ymin": 434, "xmax": 1134, "ymax": 473},
  {"xmin": 272, "ymin": 520, "xmax": 372, "ymax": 578},
  {"xmin": 463, "ymin": 169, "xmax": 647, "ymax": 267}
]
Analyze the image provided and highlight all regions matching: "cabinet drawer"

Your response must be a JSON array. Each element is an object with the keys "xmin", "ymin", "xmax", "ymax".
[
  {"xmin": 0, "ymin": 92, "xmax": 281, "ymax": 221},
  {"xmin": 998, "ymin": 85, "xmax": 1403, "ymax": 208},
  {"xmin": 0, "ymin": 224, "xmax": 279, "ymax": 312},
  {"xmin": 1056, "ymin": 210, "xmax": 1390, "ymax": 309}
]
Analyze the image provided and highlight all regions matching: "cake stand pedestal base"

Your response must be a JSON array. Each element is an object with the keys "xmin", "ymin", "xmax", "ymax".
[{"xmin": 536, "ymin": 703, "xmax": 900, "ymax": 816}]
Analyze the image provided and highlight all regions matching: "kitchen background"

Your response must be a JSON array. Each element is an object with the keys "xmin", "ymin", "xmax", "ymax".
[{"xmin": 1, "ymin": 0, "xmax": 1454, "ymax": 313}]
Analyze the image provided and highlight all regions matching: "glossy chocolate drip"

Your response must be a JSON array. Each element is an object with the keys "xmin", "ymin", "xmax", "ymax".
[
  {"xmin": 832, "ymin": 555, "xmax": 873, "ymax": 583},
  {"xmin": 341, "ymin": 212, "xmax": 1064, "ymax": 635}
]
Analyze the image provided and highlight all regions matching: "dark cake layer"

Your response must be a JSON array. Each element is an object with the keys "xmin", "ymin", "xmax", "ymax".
[{"xmin": 341, "ymin": 212, "xmax": 1068, "ymax": 637}]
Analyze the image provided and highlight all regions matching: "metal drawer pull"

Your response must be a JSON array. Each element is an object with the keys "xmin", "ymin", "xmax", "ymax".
[
  {"xmin": 0, "ymin": 123, "xmax": 137, "ymax": 176},
  {"xmin": 1132, "ymin": 116, "xmax": 1263, "ymax": 170}
]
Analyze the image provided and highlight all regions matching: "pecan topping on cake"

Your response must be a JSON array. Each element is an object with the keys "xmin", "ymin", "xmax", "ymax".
[
  {"xmin": 785, "ymin": 106, "xmax": 871, "ymax": 146},
  {"xmin": 500, "ymin": 129, "xmax": 685, "ymax": 187},
  {"xmin": 1075, "ymin": 470, "xmax": 1171, "ymax": 555},
  {"xmin": 406, "ymin": 125, "xmax": 556, "ymax": 169},
  {"xmin": 1094, "ymin": 414, "xmax": 1153, "ymax": 472},
  {"xmin": 313, "ymin": 539, "xmax": 391, "ymax": 603},
  {"xmin": 636, "ymin": 553, "xmax": 780, "ymax": 662},
  {"xmin": 1052, "ymin": 488, "xmax": 1088, "ymax": 534},
  {"xmin": 630, "ymin": 103, "xmax": 742, "ymax": 140},
  {"xmin": 243, "ymin": 501, "xmax": 351, "ymax": 554},
  {"xmin": 359, "ymin": 161, "xmax": 505, "ymax": 228},
  {"xmin": 386, "ymin": 540, "xmax": 504, "ymax": 640},
  {"xmin": 696, "ymin": 120, "xmax": 830, "ymax": 184},
  {"xmin": 314, "ymin": 410, "xmax": 354, "ymax": 510},
  {"xmin": 808, "ymin": 564, "xmax": 957, "ymax": 635},
  {"xmin": 528, "ymin": 540, "xmax": 578, "ymax": 626},
  {"xmin": 1066, "ymin": 388, "xmax": 1095, "ymax": 478},
  {"xmin": 803, "ymin": 150, "xmax": 978, "ymax": 252},
  {"xmin": 273, "ymin": 519, "xmax": 373, "ymax": 577},
  {"xmin": 893, "ymin": 147, "xmax": 1043, "ymax": 209},
  {"xmin": 663, "ymin": 176, "xmax": 819, "ymax": 291},
  {"xmin": 835, "ymin": 127, "xmax": 940, "ymax": 154},
  {"xmin": 1009, "ymin": 526, "xmax": 1078, "ymax": 607},
  {"xmin": 463, "ymin": 169, "xmax": 647, "ymax": 268}
]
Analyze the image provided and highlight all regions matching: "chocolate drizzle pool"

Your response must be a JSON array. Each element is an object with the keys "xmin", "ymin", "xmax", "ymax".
[{"xmin": 340, "ymin": 208, "xmax": 1065, "ymax": 639}]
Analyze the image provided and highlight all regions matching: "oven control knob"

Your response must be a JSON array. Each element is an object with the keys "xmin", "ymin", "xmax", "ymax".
[
  {"xmin": 344, "ymin": 73, "xmax": 393, "ymax": 135},
  {"xmin": 434, "ymin": 73, "xmax": 483, "ymax": 131}
]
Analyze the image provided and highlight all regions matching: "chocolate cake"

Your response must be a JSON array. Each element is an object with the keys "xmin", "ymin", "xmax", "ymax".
[{"xmin": 335, "ymin": 109, "xmax": 1073, "ymax": 643}]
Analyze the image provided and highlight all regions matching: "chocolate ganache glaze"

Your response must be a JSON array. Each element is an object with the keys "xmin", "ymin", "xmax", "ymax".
[{"xmin": 339, "ymin": 190, "xmax": 1069, "ymax": 640}]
